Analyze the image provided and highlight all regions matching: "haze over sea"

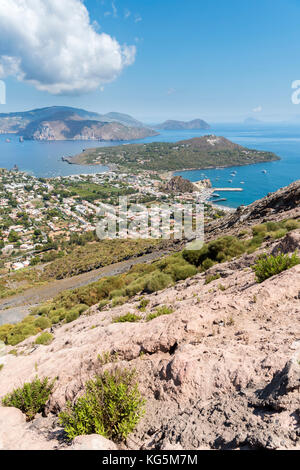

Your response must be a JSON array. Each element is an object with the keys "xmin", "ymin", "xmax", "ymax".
[{"xmin": 0, "ymin": 123, "xmax": 299, "ymax": 208}]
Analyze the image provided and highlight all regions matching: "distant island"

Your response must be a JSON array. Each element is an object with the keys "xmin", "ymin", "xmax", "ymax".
[
  {"xmin": 154, "ymin": 118, "xmax": 210, "ymax": 130},
  {"xmin": 65, "ymin": 134, "xmax": 280, "ymax": 172},
  {"xmin": 0, "ymin": 106, "xmax": 158, "ymax": 142}
]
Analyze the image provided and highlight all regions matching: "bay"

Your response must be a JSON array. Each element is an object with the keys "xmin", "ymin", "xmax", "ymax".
[{"xmin": 0, "ymin": 123, "xmax": 299, "ymax": 207}]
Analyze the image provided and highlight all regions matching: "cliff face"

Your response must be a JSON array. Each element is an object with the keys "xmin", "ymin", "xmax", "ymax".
[
  {"xmin": 0, "ymin": 106, "xmax": 157, "ymax": 141},
  {"xmin": 22, "ymin": 119, "xmax": 158, "ymax": 141},
  {"xmin": 162, "ymin": 175, "xmax": 198, "ymax": 193}
]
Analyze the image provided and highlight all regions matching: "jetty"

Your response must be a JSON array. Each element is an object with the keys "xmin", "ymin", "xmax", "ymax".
[{"xmin": 214, "ymin": 187, "xmax": 243, "ymax": 192}]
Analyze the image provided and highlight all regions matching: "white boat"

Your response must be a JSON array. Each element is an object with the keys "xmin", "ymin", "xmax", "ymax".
[
  {"xmin": 240, "ymin": 181, "xmax": 245, "ymax": 184},
  {"xmin": 262, "ymin": 170, "xmax": 267, "ymax": 174}
]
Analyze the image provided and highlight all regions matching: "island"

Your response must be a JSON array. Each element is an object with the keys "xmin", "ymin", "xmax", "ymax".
[
  {"xmin": 0, "ymin": 106, "xmax": 158, "ymax": 142},
  {"xmin": 154, "ymin": 118, "xmax": 210, "ymax": 130},
  {"xmin": 64, "ymin": 135, "xmax": 280, "ymax": 172}
]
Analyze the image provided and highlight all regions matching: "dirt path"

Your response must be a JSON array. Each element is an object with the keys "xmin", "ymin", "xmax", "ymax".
[{"xmin": 0, "ymin": 250, "xmax": 170, "ymax": 325}]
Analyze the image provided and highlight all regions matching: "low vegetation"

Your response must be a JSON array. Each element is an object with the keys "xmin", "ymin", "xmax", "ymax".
[
  {"xmin": 2, "ymin": 376, "xmax": 55, "ymax": 421},
  {"xmin": 146, "ymin": 305, "xmax": 174, "ymax": 321},
  {"xmin": 35, "ymin": 332, "xmax": 54, "ymax": 346},
  {"xmin": 112, "ymin": 313, "xmax": 141, "ymax": 323},
  {"xmin": 59, "ymin": 368, "xmax": 145, "ymax": 442},
  {"xmin": 1, "ymin": 218, "xmax": 298, "ymax": 346},
  {"xmin": 253, "ymin": 251, "xmax": 300, "ymax": 283}
]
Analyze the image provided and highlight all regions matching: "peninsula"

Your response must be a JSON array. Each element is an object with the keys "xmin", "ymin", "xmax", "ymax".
[{"xmin": 65, "ymin": 135, "xmax": 280, "ymax": 172}]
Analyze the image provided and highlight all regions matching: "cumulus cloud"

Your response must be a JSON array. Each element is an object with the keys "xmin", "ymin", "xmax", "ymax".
[
  {"xmin": 0, "ymin": 0, "xmax": 136, "ymax": 95},
  {"xmin": 253, "ymin": 105, "xmax": 262, "ymax": 113}
]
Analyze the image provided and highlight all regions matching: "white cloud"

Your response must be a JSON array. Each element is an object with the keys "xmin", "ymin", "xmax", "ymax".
[
  {"xmin": 0, "ymin": 0, "xmax": 136, "ymax": 95},
  {"xmin": 253, "ymin": 105, "xmax": 262, "ymax": 113},
  {"xmin": 134, "ymin": 14, "xmax": 142, "ymax": 23}
]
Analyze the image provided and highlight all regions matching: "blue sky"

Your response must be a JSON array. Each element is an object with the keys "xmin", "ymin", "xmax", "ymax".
[{"xmin": 1, "ymin": 0, "xmax": 300, "ymax": 123}]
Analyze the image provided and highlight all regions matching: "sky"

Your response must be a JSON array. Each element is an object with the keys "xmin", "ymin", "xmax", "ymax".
[{"xmin": 1, "ymin": 0, "xmax": 300, "ymax": 123}]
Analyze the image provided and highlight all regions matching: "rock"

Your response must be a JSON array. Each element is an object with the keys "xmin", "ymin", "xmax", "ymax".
[
  {"xmin": 271, "ymin": 230, "xmax": 300, "ymax": 255},
  {"xmin": 71, "ymin": 434, "xmax": 118, "ymax": 450}
]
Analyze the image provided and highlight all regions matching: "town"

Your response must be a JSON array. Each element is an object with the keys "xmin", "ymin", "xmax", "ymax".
[{"xmin": 0, "ymin": 168, "xmax": 224, "ymax": 273}]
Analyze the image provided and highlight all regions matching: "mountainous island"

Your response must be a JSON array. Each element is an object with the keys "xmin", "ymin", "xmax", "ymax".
[
  {"xmin": 154, "ymin": 118, "xmax": 210, "ymax": 130},
  {"xmin": 66, "ymin": 134, "xmax": 280, "ymax": 171},
  {"xmin": 0, "ymin": 106, "xmax": 158, "ymax": 142}
]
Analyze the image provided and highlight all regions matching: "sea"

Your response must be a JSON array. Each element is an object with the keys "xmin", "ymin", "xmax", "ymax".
[{"xmin": 0, "ymin": 123, "xmax": 300, "ymax": 208}]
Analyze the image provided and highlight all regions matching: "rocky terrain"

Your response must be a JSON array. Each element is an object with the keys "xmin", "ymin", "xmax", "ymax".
[
  {"xmin": 161, "ymin": 175, "xmax": 198, "ymax": 193},
  {"xmin": 0, "ymin": 182, "xmax": 299, "ymax": 451},
  {"xmin": 0, "ymin": 106, "xmax": 157, "ymax": 141},
  {"xmin": 154, "ymin": 119, "xmax": 210, "ymax": 130}
]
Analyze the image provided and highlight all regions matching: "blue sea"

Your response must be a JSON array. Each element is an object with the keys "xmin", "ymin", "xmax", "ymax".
[{"xmin": 0, "ymin": 123, "xmax": 300, "ymax": 207}]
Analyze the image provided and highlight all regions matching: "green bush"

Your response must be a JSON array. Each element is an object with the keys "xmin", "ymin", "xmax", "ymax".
[
  {"xmin": 35, "ymin": 332, "xmax": 53, "ymax": 346},
  {"xmin": 138, "ymin": 298, "xmax": 150, "ymax": 311},
  {"xmin": 65, "ymin": 309, "xmax": 80, "ymax": 323},
  {"xmin": 183, "ymin": 236, "xmax": 246, "ymax": 269},
  {"xmin": 34, "ymin": 317, "xmax": 51, "ymax": 330},
  {"xmin": 270, "ymin": 228, "xmax": 287, "ymax": 240},
  {"xmin": 253, "ymin": 251, "xmax": 300, "ymax": 283},
  {"xmin": 146, "ymin": 305, "xmax": 173, "ymax": 321},
  {"xmin": 284, "ymin": 219, "xmax": 299, "ymax": 231},
  {"xmin": 144, "ymin": 271, "xmax": 173, "ymax": 293},
  {"xmin": 166, "ymin": 263, "xmax": 197, "ymax": 281},
  {"xmin": 59, "ymin": 369, "xmax": 145, "ymax": 441},
  {"xmin": 2, "ymin": 376, "xmax": 55, "ymax": 421},
  {"xmin": 112, "ymin": 313, "xmax": 141, "ymax": 323}
]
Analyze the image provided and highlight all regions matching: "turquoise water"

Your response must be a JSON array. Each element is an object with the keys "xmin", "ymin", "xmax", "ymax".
[{"xmin": 0, "ymin": 124, "xmax": 299, "ymax": 207}]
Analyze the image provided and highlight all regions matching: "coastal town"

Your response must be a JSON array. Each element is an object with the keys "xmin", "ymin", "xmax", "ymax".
[{"xmin": 0, "ymin": 168, "xmax": 225, "ymax": 273}]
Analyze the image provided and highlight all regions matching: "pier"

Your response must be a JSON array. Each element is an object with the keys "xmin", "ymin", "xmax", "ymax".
[{"xmin": 213, "ymin": 187, "xmax": 243, "ymax": 192}]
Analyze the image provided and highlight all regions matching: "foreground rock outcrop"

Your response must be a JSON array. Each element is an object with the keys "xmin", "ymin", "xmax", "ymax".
[
  {"xmin": 206, "ymin": 180, "xmax": 300, "ymax": 239},
  {"xmin": 0, "ymin": 230, "xmax": 299, "ymax": 450}
]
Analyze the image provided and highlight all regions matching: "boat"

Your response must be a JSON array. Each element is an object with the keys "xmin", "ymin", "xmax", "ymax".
[
  {"xmin": 212, "ymin": 193, "xmax": 220, "ymax": 198},
  {"xmin": 19, "ymin": 136, "xmax": 24, "ymax": 142},
  {"xmin": 262, "ymin": 170, "xmax": 267, "ymax": 174},
  {"xmin": 228, "ymin": 179, "xmax": 232, "ymax": 183},
  {"xmin": 5, "ymin": 138, "xmax": 10, "ymax": 143},
  {"xmin": 240, "ymin": 181, "xmax": 245, "ymax": 184}
]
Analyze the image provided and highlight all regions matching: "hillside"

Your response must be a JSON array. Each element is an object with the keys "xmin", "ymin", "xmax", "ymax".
[
  {"xmin": 0, "ymin": 106, "xmax": 157, "ymax": 141},
  {"xmin": 67, "ymin": 134, "xmax": 280, "ymax": 171},
  {"xmin": 155, "ymin": 118, "xmax": 210, "ymax": 130},
  {"xmin": 0, "ymin": 181, "xmax": 299, "ymax": 450}
]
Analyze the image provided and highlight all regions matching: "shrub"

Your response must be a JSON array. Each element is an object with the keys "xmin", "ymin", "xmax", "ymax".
[
  {"xmin": 112, "ymin": 313, "xmax": 141, "ymax": 323},
  {"xmin": 144, "ymin": 271, "xmax": 173, "ymax": 294},
  {"xmin": 167, "ymin": 263, "xmax": 197, "ymax": 281},
  {"xmin": 138, "ymin": 298, "xmax": 150, "ymax": 311},
  {"xmin": 252, "ymin": 224, "xmax": 267, "ymax": 236},
  {"xmin": 253, "ymin": 251, "xmax": 300, "ymax": 283},
  {"xmin": 65, "ymin": 309, "xmax": 80, "ymax": 323},
  {"xmin": 2, "ymin": 376, "xmax": 55, "ymax": 420},
  {"xmin": 284, "ymin": 219, "xmax": 299, "ymax": 231},
  {"xmin": 59, "ymin": 369, "xmax": 145, "ymax": 441},
  {"xmin": 111, "ymin": 296, "xmax": 128, "ymax": 307},
  {"xmin": 183, "ymin": 236, "xmax": 246, "ymax": 268},
  {"xmin": 270, "ymin": 228, "xmax": 287, "ymax": 240},
  {"xmin": 35, "ymin": 332, "xmax": 53, "ymax": 346},
  {"xmin": 205, "ymin": 273, "xmax": 221, "ymax": 284},
  {"xmin": 146, "ymin": 305, "xmax": 173, "ymax": 321},
  {"xmin": 34, "ymin": 317, "xmax": 51, "ymax": 330}
]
